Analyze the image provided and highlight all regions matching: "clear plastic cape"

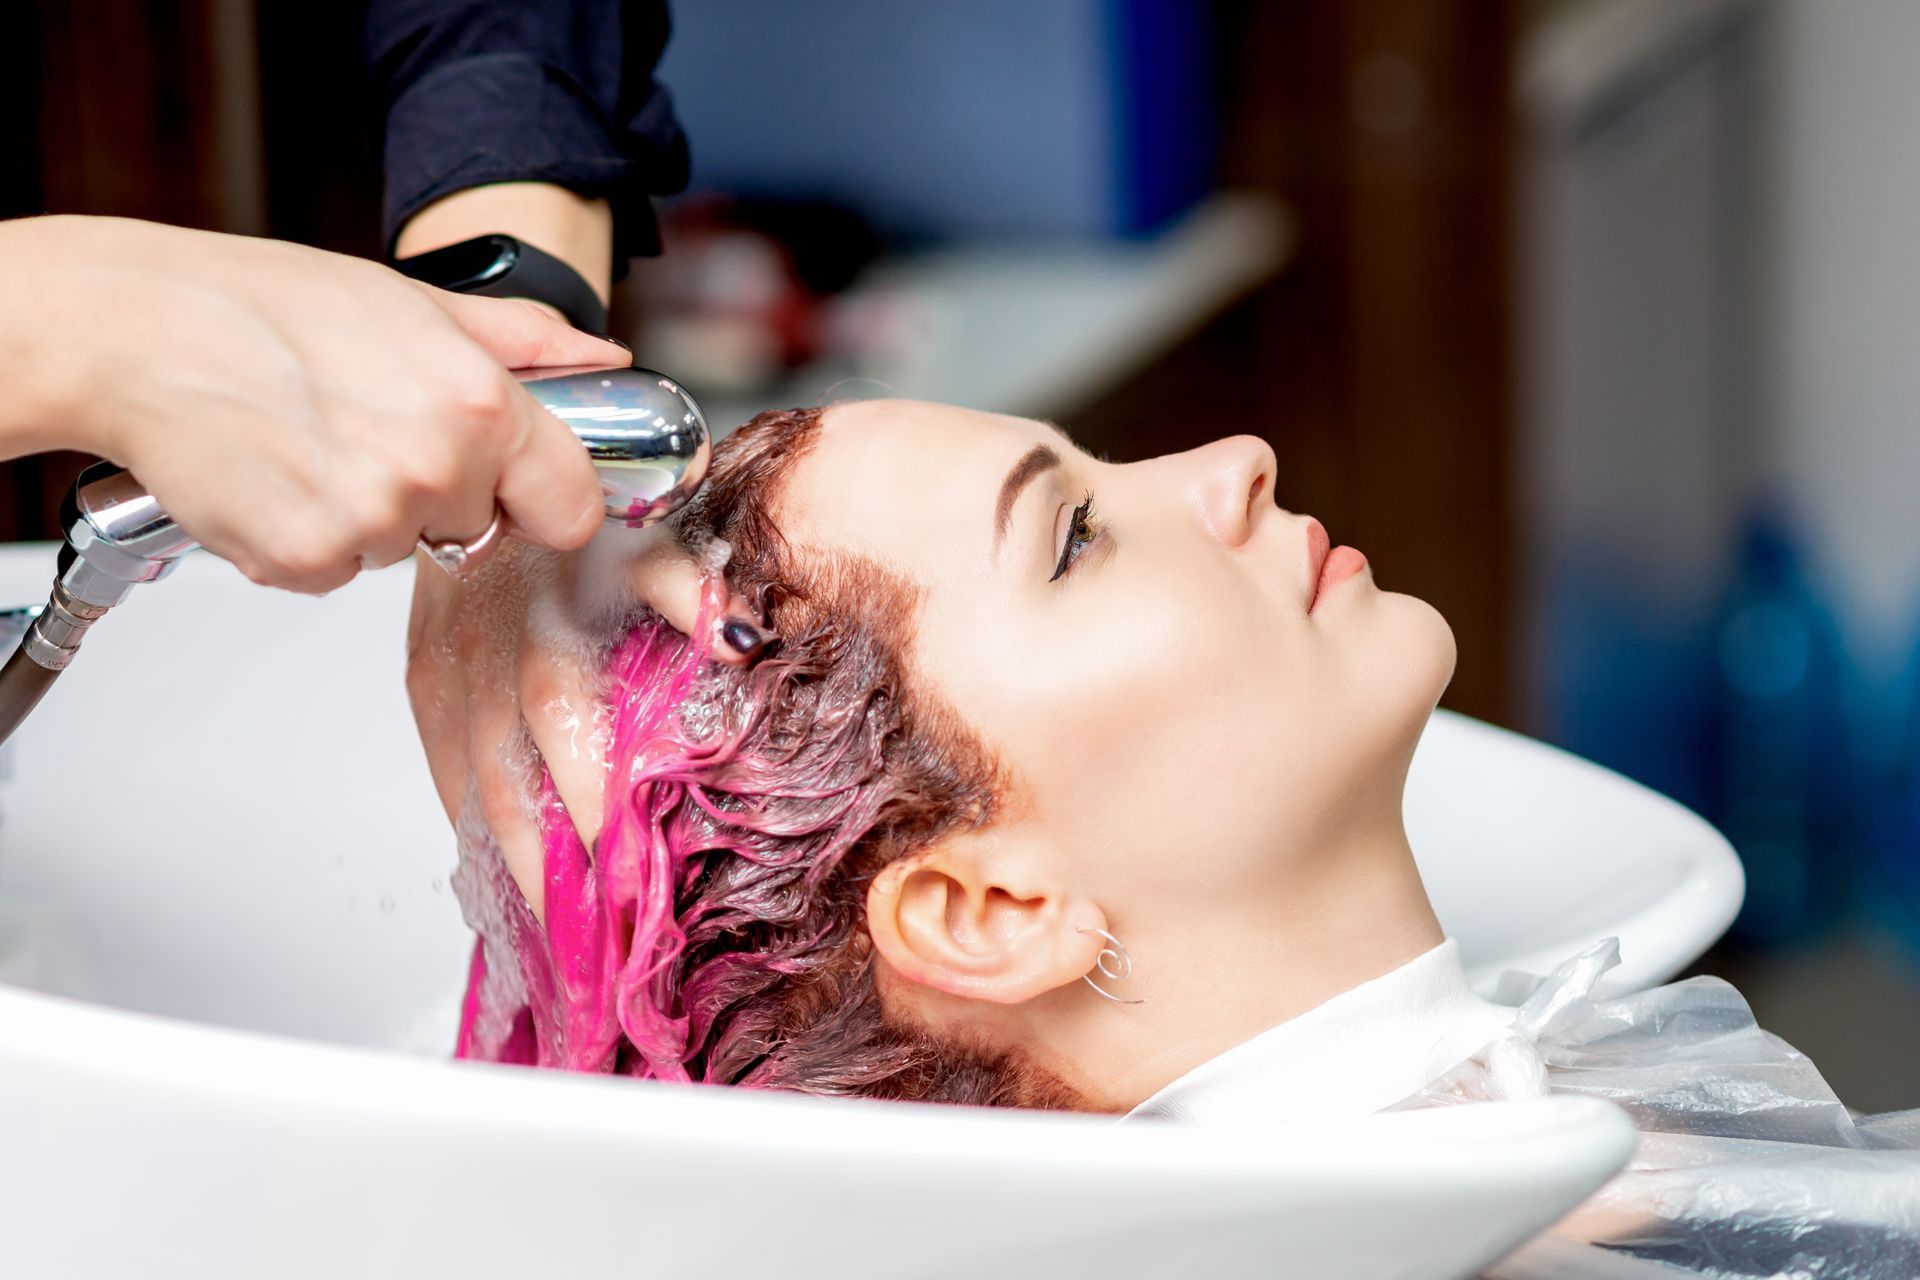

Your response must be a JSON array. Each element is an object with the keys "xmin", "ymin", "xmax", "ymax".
[{"xmin": 1386, "ymin": 939, "xmax": 1920, "ymax": 1279}]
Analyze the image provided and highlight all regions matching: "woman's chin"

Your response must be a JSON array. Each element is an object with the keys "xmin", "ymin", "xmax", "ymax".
[
  {"xmin": 1352, "ymin": 591, "xmax": 1456, "ymax": 744},
  {"xmin": 1405, "ymin": 594, "xmax": 1458, "ymax": 694}
]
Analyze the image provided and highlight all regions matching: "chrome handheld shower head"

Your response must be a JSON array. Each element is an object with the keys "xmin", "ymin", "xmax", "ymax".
[
  {"xmin": 57, "ymin": 362, "xmax": 707, "ymax": 577},
  {"xmin": 516, "ymin": 365, "xmax": 710, "ymax": 528},
  {"xmin": 48, "ymin": 363, "xmax": 709, "ymax": 598}
]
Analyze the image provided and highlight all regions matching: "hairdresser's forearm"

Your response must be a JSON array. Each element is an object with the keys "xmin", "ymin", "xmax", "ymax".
[
  {"xmin": 393, "ymin": 182, "xmax": 615, "ymax": 319},
  {"xmin": 0, "ymin": 216, "xmax": 113, "ymax": 460}
]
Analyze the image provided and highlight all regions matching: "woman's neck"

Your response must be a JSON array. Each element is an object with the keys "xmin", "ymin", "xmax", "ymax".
[{"xmin": 1038, "ymin": 816, "xmax": 1445, "ymax": 1112}]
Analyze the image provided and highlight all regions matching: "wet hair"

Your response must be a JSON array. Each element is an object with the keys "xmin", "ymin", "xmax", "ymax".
[{"xmin": 464, "ymin": 407, "xmax": 1084, "ymax": 1109}]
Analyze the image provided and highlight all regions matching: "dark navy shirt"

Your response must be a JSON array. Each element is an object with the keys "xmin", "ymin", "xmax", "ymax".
[{"xmin": 364, "ymin": 0, "xmax": 690, "ymax": 273}]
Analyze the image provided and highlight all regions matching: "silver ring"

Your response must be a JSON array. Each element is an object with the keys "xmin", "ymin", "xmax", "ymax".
[{"xmin": 418, "ymin": 505, "xmax": 506, "ymax": 579}]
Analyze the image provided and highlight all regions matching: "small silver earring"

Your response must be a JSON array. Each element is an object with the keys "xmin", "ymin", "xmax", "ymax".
[{"xmin": 1078, "ymin": 926, "xmax": 1146, "ymax": 1004}]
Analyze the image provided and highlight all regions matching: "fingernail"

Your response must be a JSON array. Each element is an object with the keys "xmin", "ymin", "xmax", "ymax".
[
  {"xmin": 721, "ymin": 617, "xmax": 770, "ymax": 655},
  {"xmin": 595, "ymin": 333, "xmax": 632, "ymax": 352}
]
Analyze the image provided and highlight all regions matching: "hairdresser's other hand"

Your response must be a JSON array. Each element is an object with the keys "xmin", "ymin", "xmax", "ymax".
[
  {"xmin": 406, "ymin": 535, "xmax": 769, "ymax": 922},
  {"xmin": 0, "ymin": 215, "xmax": 624, "ymax": 593}
]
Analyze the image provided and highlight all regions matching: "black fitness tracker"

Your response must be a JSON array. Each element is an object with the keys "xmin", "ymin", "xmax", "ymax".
[{"xmin": 393, "ymin": 233, "xmax": 609, "ymax": 334}]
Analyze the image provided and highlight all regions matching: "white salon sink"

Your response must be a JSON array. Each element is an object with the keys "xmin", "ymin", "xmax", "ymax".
[{"xmin": 0, "ymin": 546, "xmax": 1734, "ymax": 1279}]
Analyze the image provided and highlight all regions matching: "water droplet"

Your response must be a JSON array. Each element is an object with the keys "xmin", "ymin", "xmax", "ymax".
[
  {"xmin": 430, "ymin": 876, "xmax": 445, "ymax": 892},
  {"xmin": 379, "ymin": 895, "xmax": 397, "ymax": 914}
]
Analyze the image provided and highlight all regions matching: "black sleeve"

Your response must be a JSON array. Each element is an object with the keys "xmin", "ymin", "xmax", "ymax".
[{"xmin": 364, "ymin": 0, "xmax": 691, "ymax": 275}]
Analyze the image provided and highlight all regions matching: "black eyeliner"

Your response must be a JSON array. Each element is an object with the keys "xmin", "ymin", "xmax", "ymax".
[{"xmin": 1050, "ymin": 493, "xmax": 1097, "ymax": 582}]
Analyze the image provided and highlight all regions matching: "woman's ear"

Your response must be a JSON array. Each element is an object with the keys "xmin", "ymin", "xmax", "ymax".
[{"xmin": 865, "ymin": 826, "xmax": 1107, "ymax": 1005}]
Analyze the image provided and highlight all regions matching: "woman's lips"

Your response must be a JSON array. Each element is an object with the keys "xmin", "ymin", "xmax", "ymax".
[
  {"xmin": 1303, "ymin": 517, "xmax": 1367, "ymax": 613},
  {"xmin": 1303, "ymin": 517, "xmax": 1330, "ymax": 602}
]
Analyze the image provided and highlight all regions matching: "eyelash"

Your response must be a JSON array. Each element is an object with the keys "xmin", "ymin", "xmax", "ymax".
[{"xmin": 1050, "ymin": 491, "xmax": 1100, "ymax": 582}]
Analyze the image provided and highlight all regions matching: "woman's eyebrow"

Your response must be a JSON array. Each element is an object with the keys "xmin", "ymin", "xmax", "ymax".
[{"xmin": 993, "ymin": 443, "xmax": 1061, "ymax": 550}]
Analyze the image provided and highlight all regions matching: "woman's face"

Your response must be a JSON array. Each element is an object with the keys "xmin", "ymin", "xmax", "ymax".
[{"xmin": 774, "ymin": 401, "xmax": 1455, "ymax": 937}]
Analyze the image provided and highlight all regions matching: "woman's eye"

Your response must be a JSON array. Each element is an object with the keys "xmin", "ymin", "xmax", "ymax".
[{"xmin": 1050, "ymin": 494, "xmax": 1100, "ymax": 582}]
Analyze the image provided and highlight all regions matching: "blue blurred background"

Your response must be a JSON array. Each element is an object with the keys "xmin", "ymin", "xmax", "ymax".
[{"xmin": 2, "ymin": 0, "xmax": 1916, "ymax": 1106}]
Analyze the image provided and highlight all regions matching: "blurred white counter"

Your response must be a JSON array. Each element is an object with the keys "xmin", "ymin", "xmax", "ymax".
[{"xmin": 697, "ymin": 191, "xmax": 1295, "ymax": 431}]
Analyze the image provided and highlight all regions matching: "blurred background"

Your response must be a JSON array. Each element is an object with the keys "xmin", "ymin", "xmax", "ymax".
[{"xmin": 2, "ymin": 0, "xmax": 1916, "ymax": 1107}]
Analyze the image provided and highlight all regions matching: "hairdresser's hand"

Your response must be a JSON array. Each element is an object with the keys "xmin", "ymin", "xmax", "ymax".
[
  {"xmin": 0, "ymin": 214, "xmax": 625, "ymax": 593},
  {"xmin": 406, "ymin": 535, "xmax": 770, "ymax": 922}
]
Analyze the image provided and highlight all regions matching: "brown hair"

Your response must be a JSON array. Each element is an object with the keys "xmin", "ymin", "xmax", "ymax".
[{"xmin": 607, "ymin": 405, "xmax": 1085, "ymax": 1107}]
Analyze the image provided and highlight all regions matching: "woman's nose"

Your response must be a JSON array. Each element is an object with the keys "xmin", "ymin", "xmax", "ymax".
[{"xmin": 1184, "ymin": 435, "xmax": 1278, "ymax": 548}]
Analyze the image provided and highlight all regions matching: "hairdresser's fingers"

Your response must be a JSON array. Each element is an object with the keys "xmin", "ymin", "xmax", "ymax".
[
  {"xmin": 404, "ymin": 560, "xmax": 473, "ymax": 826},
  {"xmin": 422, "ymin": 288, "xmax": 629, "ymax": 371},
  {"xmin": 702, "ymin": 586, "xmax": 774, "ymax": 664},
  {"xmin": 627, "ymin": 541, "xmax": 770, "ymax": 665},
  {"xmin": 493, "ymin": 387, "xmax": 604, "ymax": 552},
  {"xmin": 468, "ymin": 680, "xmax": 549, "ymax": 924},
  {"xmin": 624, "ymin": 540, "xmax": 708, "ymax": 637},
  {"xmin": 517, "ymin": 644, "xmax": 609, "ymax": 857},
  {"xmin": 443, "ymin": 554, "xmax": 552, "ymax": 921}
]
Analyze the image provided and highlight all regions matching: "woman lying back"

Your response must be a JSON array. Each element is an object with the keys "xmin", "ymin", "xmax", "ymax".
[
  {"xmin": 406, "ymin": 399, "xmax": 1920, "ymax": 1278},
  {"xmin": 411, "ymin": 396, "xmax": 1454, "ymax": 1104}
]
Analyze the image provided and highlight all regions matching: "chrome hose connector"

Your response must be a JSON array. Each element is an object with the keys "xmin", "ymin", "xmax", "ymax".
[{"xmin": 20, "ymin": 578, "xmax": 109, "ymax": 672}]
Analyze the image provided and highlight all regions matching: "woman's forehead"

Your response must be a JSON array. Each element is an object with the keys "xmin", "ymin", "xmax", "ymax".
[{"xmin": 774, "ymin": 400, "xmax": 1061, "ymax": 561}]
